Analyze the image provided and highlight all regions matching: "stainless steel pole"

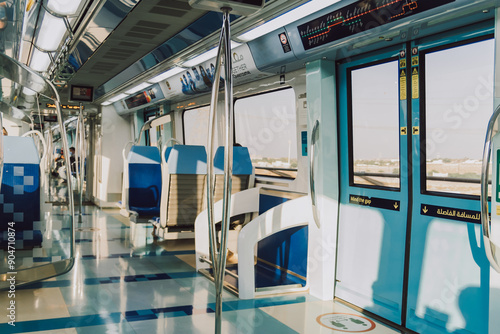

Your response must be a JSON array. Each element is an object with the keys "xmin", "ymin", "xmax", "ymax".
[
  {"xmin": 76, "ymin": 104, "xmax": 86, "ymax": 221},
  {"xmin": 205, "ymin": 7, "xmax": 233, "ymax": 333},
  {"xmin": 214, "ymin": 7, "xmax": 234, "ymax": 334},
  {"xmin": 206, "ymin": 10, "xmax": 228, "ymax": 292},
  {"xmin": 75, "ymin": 112, "xmax": 82, "ymax": 219},
  {"xmin": 53, "ymin": 97, "xmax": 76, "ymax": 259}
]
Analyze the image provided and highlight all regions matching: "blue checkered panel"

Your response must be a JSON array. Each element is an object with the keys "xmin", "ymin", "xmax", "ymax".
[{"xmin": 0, "ymin": 137, "xmax": 41, "ymax": 249}]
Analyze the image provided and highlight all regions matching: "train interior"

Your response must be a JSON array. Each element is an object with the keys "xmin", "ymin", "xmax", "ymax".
[{"xmin": 1, "ymin": 0, "xmax": 500, "ymax": 333}]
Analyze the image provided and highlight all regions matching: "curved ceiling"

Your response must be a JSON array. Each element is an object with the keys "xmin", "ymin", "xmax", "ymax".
[{"xmin": 22, "ymin": 0, "xmax": 308, "ymax": 105}]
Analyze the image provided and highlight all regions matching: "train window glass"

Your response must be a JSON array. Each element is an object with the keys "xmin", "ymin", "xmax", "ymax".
[
  {"xmin": 424, "ymin": 39, "xmax": 494, "ymax": 196},
  {"xmin": 234, "ymin": 89, "xmax": 297, "ymax": 179},
  {"xmin": 350, "ymin": 60, "xmax": 400, "ymax": 189},
  {"xmin": 183, "ymin": 105, "xmax": 210, "ymax": 148}
]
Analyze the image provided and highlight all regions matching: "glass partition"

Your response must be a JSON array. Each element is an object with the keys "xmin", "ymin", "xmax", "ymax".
[{"xmin": 0, "ymin": 53, "xmax": 75, "ymax": 290}]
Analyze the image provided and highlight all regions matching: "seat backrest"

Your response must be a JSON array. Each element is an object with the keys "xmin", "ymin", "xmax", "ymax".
[
  {"xmin": 213, "ymin": 146, "xmax": 253, "ymax": 203},
  {"xmin": 164, "ymin": 146, "xmax": 173, "ymax": 163},
  {"xmin": 127, "ymin": 145, "xmax": 162, "ymax": 216},
  {"xmin": 164, "ymin": 145, "xmax": 207, "ymax": 228},
  {"xmin": 212, "ymin": 146, "xmax": 254, "ymax": 227}
]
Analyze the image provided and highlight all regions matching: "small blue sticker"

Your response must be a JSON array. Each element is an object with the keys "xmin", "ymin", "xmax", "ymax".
[{"xmin": 302, "ymin": 131, "xmax": 307, "ymax": 156}]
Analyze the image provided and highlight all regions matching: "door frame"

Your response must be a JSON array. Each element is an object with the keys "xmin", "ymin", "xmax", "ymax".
[{"xmin": 335, "ymin": 21, "xmax": 495, "ymax": 333}]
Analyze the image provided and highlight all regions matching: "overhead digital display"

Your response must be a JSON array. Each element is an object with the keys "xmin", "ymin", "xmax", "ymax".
[
  {"xmin": 70, "ymin": 85, "xmax": 94, "ymax": 102},
  {"xmin": 297, "ymin": 0, "xmax": 455, "ymax": 51},
  {"xmin": 45, "ymin": 103, "xmax": 83, "ymax": 110},
  {"xmin": 43, "ymin": 115, "xmax": 58, "ymax": 122}
]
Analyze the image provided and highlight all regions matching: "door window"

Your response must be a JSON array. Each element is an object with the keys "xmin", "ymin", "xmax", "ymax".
[
  {"xmin": 350, "ymin": 60, "xmax": 400, "ymax": 189},
  {"xmin": 424, "ymin": 39, "xmax": 494, "ymax": 196}
]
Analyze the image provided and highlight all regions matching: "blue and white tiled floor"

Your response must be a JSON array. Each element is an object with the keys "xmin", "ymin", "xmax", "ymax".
[{"xmin": 0, "ymin": 206, "xmax": 400, "ymax": 333}]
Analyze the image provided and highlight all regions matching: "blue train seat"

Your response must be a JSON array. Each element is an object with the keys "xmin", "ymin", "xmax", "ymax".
[
  {"xmin": 213, "ymin": 146, "xmax": 254, "ymax": 227},
  {"xmin": 153, "ymin": 145, "xmax": 207, "ymax": 237},
  {"xmin": 213, "ymin": 146, "xmax": 254, "ymax": 197},
  {"xmin": 125, "ymin": 145, "xmax": 162, "ymax": 217},
  {"xmin": 0, "ymin": 136, "xmax": 42, "ymax": 249}
]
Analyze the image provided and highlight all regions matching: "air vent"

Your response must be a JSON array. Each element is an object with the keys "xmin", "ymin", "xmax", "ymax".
[
  {"xmin": 92, "ymin": 62, "xmax": 119, "ymax": 71},
  {"xmin": 104, "ymin": 53, "xmax": 129, "ymax": 60},
  {"xmin": 136, "ymin": 20, "xmax": 170, "ymax": 30},
  {"xmin": 155, "ymin": 0, "xmax": 191, "ymax": 10},
  {"xmin": 119, "ymin": 42, "xmax": 141, "ymax": 48},
  {"xmin": 125, "ymin": 31, "xmax": 157, "ymax": 39},
  {"xmin": 149, "ymin": 7, "xmax": 187, "ymax": 17},
  {"xmin": 109, "ymin": 47, "xmax": 132, "ymax": 54},
  {"xmin": 129, "ymin": 26, "xmax": 163, "ymax": 34},
  {"xmin": 125, "ymin": 20, "xmax": 171, "ymax": 39}
]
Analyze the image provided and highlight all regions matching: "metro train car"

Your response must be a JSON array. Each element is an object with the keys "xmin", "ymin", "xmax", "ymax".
[{"xmin": 1, "ymin": 0, "xmax": 500, "ymax": 333}]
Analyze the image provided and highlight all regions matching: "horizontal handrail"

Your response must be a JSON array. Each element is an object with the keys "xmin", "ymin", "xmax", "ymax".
[
  {"xmin": 255, "ymin": 166, "xmax": 298, "ymax": 171},
  {"xmin": 136, "ymin": 113, "xmax": 171, "ymax": 145},
  {"xmin": 22, "ymin": 130, "xmax": 48, "ymax": 164},
  {"xmin": 122, "ymin": 141, "xmax": 134, "ymax": 162}
]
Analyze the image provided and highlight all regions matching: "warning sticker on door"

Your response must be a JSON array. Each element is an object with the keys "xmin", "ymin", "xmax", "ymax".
[
  {"xmin": 399, "ymin": 58, "xmax": 406, "ymax": 69},
  {"xmin": 316, "ymin": 313, "xmax": 376, "ymax": 332},
  {"xmin": 412, "ymin": 67, "xmax": 419, "ymax": 99},
  {"xmin": 400, "ymin": 69, "xmax": 406, "ymax": 100}
]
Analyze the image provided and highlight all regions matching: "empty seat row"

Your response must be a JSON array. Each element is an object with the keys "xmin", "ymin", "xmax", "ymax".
[{"xmin": 120, "ymin": 143, "xmax": 254, "ymax": 238}]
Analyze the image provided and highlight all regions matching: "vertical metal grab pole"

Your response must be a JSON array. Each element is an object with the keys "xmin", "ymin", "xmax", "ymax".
[
  {"xmin": 77, "ymin": 104, "xmax": 86, "ymax": 221},
  {"xmin": 217, "ymin": 7, "xmax": 233, "ymax": 334},
  {"xmin": 80, "ymin": 111, "xmax": 86, "ymax": 207},
  {"xmin": 48, "ymin": 130, "xmax": 54, "ymax": 176},
  {"xmin": 205, "ymin": 7, "xmax": 233, "ymax": 334},
  {"xmin": 75, "ymin": 113, "xmax": 82, "ymax": 221},
  {"xmin": 35, "ymin": 94, "xmax": 46, "ymax": 180},
  {"xmin": 481, "ymin": 105, "xmax": 500, "ymax": 272},
  {"xmin": 52, "ymin": 96, "xmax": 76, "ymax": 260},
  {"xmin": 310, "ymin": 120, "xmax": 320, "ymax": 228},
  {"xmin": 206, "ymin": 9, "xmax": 226, "ymax": 301}
]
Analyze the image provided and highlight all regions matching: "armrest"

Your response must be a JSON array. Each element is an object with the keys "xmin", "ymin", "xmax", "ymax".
[
  {"xmin": 195, "ymin": 187, "xmax": 260, "ymax": 270},
  {"xmin": 237, "ymin": 195, "xmax": 312, "ymax": 299}
]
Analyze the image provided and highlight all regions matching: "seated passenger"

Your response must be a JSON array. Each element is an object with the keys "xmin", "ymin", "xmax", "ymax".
[
  {"xmin": 69, "ymin": 146, "xmax": 76, "ymax": 173},
  {"xmin": 52, "ymin": 149, "xmax": 64, "ymax": 177}
]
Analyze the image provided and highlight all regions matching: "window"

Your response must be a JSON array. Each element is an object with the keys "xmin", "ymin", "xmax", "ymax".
[
  {"xmin": 350, "ymin": 60, "xmax": 400, "ymax": 189},
  {"xmin": 424, "ymin": 39, "xmax": 494, "ymax": 196},
  {"xmin": 183, "ymin": 105, "xmax": 210, "ymax": 148},
  {"xmin": 234, "ymin": 89, "xmax": 297, "ymax": 178}
]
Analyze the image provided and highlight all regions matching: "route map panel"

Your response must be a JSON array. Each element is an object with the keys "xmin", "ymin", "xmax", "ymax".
[{"xmin": 297, "ymin": 0, "xmax": 455, "ymax": 50}]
